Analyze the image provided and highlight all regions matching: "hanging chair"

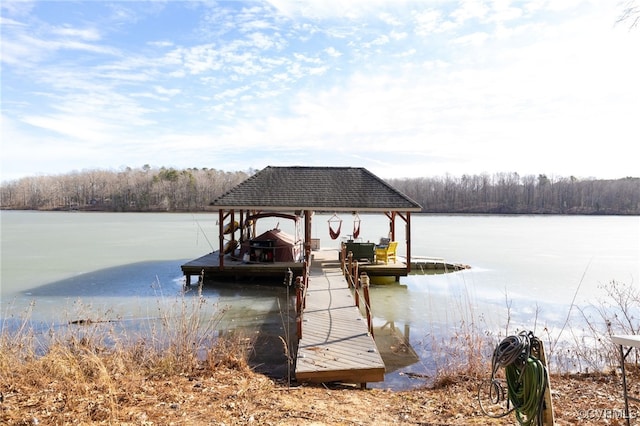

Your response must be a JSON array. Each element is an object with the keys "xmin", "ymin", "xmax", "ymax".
[
  {"xmin": 352, "ymin": 213, "xmax": 361, "ymax": 239},
  {"xmin": 328, "ymin": 213, "xmax": 342, "ymax": 240}
]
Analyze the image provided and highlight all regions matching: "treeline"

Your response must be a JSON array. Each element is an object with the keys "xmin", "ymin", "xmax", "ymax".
[
  {"xmin": 0, "ymin": 165, "xmax": 252, "ymax": 212},
  {"xmin": 389, "ymin": 173, "xmax": 640, "ymax": 215},
  {"xmin": 1, "ymin": 167, "xmax": 639, "ymax": 214}
]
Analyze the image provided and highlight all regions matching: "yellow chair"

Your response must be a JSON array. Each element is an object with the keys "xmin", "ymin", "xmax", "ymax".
[{"xmin": 375, "ymin": 241, "xmax": 398, "ymax": 264}]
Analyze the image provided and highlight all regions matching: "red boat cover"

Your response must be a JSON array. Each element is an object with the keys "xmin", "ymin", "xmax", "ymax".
[{"xmin": 240, "ymin": 228, "xmax": 300, "ymax": 262}]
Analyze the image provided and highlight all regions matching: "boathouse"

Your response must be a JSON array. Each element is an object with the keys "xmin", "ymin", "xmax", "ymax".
[
  {"xmin": 181, "ymin": 166, "xmax": 422, "ymax": 285},
  {"xmin": 182, "ymin": 166, "xmax": 423, "ymax": 385}
]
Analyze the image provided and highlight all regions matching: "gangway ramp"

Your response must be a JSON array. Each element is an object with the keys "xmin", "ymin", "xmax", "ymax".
[{"xmin": 295, "ymin": 251, "xmax": 385, "ymax": 385}]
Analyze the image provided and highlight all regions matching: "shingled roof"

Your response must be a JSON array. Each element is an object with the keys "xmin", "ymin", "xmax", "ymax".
[{"xmin": 210, "ymin": 166, "xmax": 422, "ymax": 212}]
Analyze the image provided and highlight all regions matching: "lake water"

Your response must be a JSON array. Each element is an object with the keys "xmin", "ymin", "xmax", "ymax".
[{"xmin": 1, "ymin": 211, "xmax": 638, "ymax": 388}]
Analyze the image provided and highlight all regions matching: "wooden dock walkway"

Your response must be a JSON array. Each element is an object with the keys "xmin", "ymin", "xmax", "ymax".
[{"xmin": 295, "ymin": 251, "xmax": 385, "ymax": 385}]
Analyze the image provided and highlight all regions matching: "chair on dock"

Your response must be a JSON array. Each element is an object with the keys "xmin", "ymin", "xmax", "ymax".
[{"xmin": 375, "ymin": 241, "xmax": 398, "ymax": 264}]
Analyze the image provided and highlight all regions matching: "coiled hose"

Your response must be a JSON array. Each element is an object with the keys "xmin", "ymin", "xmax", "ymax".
[{"xmin": 479, "ymin": 331, "xmax": 548, "ymax": 426}]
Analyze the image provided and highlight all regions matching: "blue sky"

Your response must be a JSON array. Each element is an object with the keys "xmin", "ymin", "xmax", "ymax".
[{"xmin": 1, "ymin": 0, "xmax": 638, "ymax": 182}]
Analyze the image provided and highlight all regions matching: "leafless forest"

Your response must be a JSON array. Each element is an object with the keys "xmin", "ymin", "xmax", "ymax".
[{"xmin": 1, "ymin": 166, "xmax": 638, "ymax": 214}]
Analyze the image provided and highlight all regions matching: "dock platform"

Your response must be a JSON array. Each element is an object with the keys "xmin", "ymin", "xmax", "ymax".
[
  {"xmin": 180, "ymin": 250, "xmax": 411, "ymax": 284},
  {"xmin": 181, "ymin": 252, "xmax": 304, "ymax": 283},
  {"xmin": 294, "ymin": 251, "xmax": 385, "ymax": 385}
]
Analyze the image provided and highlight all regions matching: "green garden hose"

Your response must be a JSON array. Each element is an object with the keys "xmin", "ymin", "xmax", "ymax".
[
  {"xmin": 505, "ymin": 353, "xmax": 548, "ymax": 426},
  {"xmin": 479, "ymin": 331, "xmax": 548, "ymax": 426}
]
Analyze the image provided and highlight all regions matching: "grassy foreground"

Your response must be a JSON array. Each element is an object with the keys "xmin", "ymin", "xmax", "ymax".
[
  {"xmin": 1, "ymin": 342, "xmax": 637, "ymax": 425},
  {"xmin": 1, "ymin": 320, "xmax": 638, "ymax": 425},
  {"xmin": 2, "ymin": 279, "xmax": 639, "ymax": 425}
]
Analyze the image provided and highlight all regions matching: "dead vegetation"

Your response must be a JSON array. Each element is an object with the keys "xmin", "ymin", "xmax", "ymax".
[
  {"xmin": 2, "ymin": 281, "xmax": 639, "ymax": 425},
  {"xmin": 1, "ymin": 313, "xmax": 639, "ymax": 426},
  {"xmin": 1, "ymin": 342, "xmax": 639, "ymax": 425}
]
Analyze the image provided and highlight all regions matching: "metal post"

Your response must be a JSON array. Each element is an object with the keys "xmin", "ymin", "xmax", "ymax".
[{"xmin": 620, "ymin": 344, "xmax": 631, "ymax": 426}]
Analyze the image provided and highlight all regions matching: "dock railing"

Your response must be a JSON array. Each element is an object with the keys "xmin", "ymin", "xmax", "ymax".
[
  {"xmin": 295, "ymin": 250, "xmax": 374, "ymax": 340},
  {"xmin": 295, "ymin": 258, "xmax": 310, "ymax": 340},
  {"xmin": 343, "ymin": 251, "xmax": 374, "ymax": 338}
]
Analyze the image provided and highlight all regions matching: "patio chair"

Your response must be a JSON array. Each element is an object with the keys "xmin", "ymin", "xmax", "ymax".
[{"xmin": 375, "ymin": 241, "xmax": 398, "ymax": 264}]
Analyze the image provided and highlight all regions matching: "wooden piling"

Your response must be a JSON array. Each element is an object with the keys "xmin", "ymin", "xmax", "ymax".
[{"xmin": 361, "ymin": 273, "xmax": 373, "ymax": 338}]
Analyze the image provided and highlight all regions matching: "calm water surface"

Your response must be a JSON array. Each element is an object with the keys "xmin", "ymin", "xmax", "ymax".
[{"xmin": 1, "ymin": 211, "xmax": 638, "ymax": 388}]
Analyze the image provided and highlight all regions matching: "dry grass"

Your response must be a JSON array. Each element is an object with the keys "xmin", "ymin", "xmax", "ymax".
[
  {"xmin": 2, "ymin": 340, "xmax": 639, "ymax": 425},
  {"xmin": 2, "ymin": 280, "xmax": 640, "ymax": 425}
]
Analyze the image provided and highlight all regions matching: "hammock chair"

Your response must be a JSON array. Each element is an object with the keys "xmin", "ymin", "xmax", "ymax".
[
  {"xmin": 352, "ymin": 213, "xmax": 361, "ymax": 239},
  {"xmin": 328, "ymin": 213, "xmax": 342, "ymax": 240}
]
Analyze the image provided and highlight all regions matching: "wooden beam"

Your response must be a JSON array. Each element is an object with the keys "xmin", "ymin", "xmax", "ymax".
[
  {"xmin": 305, "ymin": 211, "xmax": 312, "ymax": 258},
  {"xmin": 295, "ymin": 368, "xmax": 384, "ymax": 384},
  {"xmin": 406, "ymin": 212, "xmax": 412, "ymax": 273}
]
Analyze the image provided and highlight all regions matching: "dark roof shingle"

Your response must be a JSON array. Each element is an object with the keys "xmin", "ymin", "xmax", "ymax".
[{"xmin": 210, "ymin": 166, "xmax": 422, "ymax": 212}]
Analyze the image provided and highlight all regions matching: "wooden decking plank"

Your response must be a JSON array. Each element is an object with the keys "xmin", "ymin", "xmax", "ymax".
[{"xmin": 295, "ymin": 254, "xmax": 385, "ymax": 384}]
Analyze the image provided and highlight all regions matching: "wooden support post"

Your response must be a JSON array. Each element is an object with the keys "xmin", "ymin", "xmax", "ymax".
[
  {"xmin": 302, "ymin": 263, "xmax": 308, "ymax": 310},
  {"xmin": 295, "ymin": 276, "xmax": 304, "ymax": 340},
  {"xmin": 304, "ymin": 210, "xmax": 312, "ymax": 266},
  {"xmin": 218, "ymin": 210, "xmax": 225, "ymax": 269},
  {"xmin": 295, "ymin": 276, "xmax": 303, "ymax": 314},
  {"xmin": 406, "ymin": 211, "xmax": 412, "ymax": 274},
  {"xmin": 361, "ymin": 273, "xmax": 373, "ymax": 338},
  {"xmin": 540, "ymin": 341, "xmax": 555, "ymax": 425},
  {"xmin": 302, "ymin": 260, "xmax": 306, "ymax": 288},
  {"xmin": 347, "ymin": 251, "xmax": 353, "ymax": 288},
  {"xmin": 352, "ymin": 257, "xmax": 358, "ymax": 289},
  {"xmin": 354, "ymin": 261, "xmax": 360, "ymax": 308},
  {"xmin": 388, "ymin": 211, "xmax": 396, "ymax": 241},
  {"xmin": 533, "ymin": 339, "xmax": 555, "ymax": 425}
]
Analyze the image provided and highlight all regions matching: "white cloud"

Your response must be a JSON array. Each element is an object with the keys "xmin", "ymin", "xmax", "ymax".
[
  {"xmin": 324, "ymin": 46, "xmax": 342, "ymax": 57},
  {"xmin": 267, "ymin": 0, "xmax": 388, "ymax": 20},
  {"xmin": 450, "ymin": 0, "xmax": 490, "ymax": 25},
  {"xmin": 1, "ymin": 0, "xmax": 639, "ymax": 182},
  {"xmin": 51, "ymin": 26, "xmax": 101, "ymax": 41},
  {"xmin": 412, "ymin": 9, "xmax": 447, "ymax": 35}
]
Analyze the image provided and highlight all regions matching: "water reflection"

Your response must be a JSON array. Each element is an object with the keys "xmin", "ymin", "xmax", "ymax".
[
  {"xmin": 5, "ymin": 259, "xmax": 432, "ymax": 388},
  {"xmin": 375, "ymin": 321, "xmax": 420, "ymax": 372},
  {"xmin": 2, "ymin": 254, "xmax": 623, "ymax": 391}
]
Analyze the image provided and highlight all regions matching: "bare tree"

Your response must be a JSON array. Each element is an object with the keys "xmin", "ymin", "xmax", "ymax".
[
  {"xmin": 1, "ymin": 168, "xmax": 638, "ymax": 214},
  {"xmin": 619, "ymin": 0, "xmax": 639, "ymax": 29}
]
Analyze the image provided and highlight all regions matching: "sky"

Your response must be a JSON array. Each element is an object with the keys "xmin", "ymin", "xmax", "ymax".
[{"xmin": 1, "ymin": 0, "xmax": 639, "ymax": 182}]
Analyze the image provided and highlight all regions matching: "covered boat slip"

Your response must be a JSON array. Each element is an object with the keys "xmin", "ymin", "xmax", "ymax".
[
  {"xmin": 203, "ymin": 166, "xmax": 423, "ymax": 281},
  {"xmin": 184, "ymin": 166, "xmax": 423, "ymax": 384},
  {"xmin": 181, "ymin": 251, "xmax": 305, "ymax": 284}
]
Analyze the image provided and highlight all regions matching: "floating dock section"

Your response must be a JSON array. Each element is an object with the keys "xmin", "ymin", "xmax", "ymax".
[
  {"xmin": 407, "ymin": 255, "xmax": 470, "ymax": 273},
  {"xmin": 295, "ymin": 251, "xmax": 385, "ymax": 385}
]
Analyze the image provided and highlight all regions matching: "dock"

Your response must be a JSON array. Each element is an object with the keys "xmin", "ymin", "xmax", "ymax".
[
  {"xmin": 181, "ymin": 248, "xmax": 467, "ymax": 385},
  {"xmin": 294, "ymin": 250, "xmax": 385, "ymax": 385},
  {"xmin": 181, "ymin": 251, "xmax": 304, "ymax": 283},
  {"xmin": 181, "ymin": 251, "xmax": 468, "ymax": 285},
  {"xmin": 180, "ymin": 249, "xmax": 410, "ymax": 284}
]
